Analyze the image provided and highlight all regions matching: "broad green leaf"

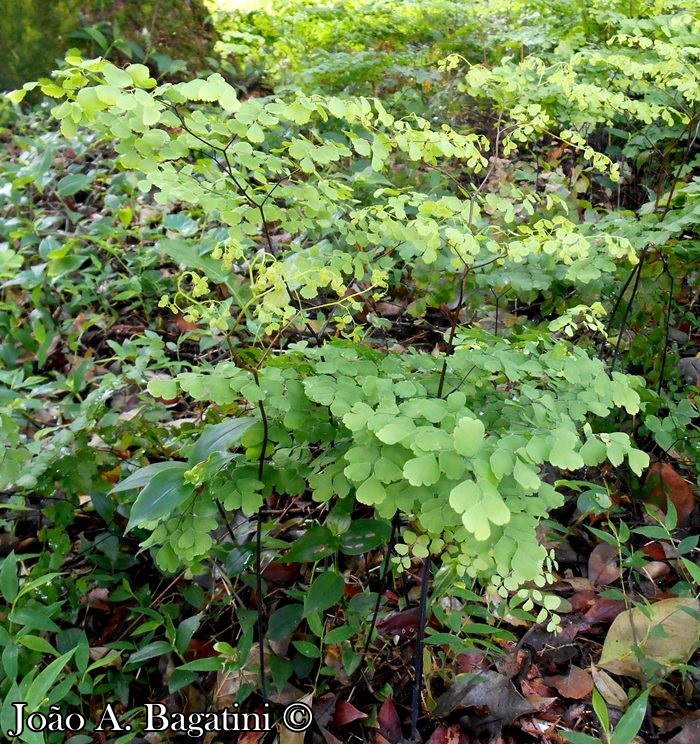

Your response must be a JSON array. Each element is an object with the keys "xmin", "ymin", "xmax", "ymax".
[
  {"xmin": 8, "ymin": 608, "xmax": 60, "ymax": 632},
  {"xmin": 626, "ymin": 448, "xmax": 649, "ymax": 476},
  {"xmin": 449, "ymin": 479, "xmax": 480, "ymax": 514},
  {"xmin": 268, "ymin": 604, "xmax": 304, "ymax": 641},
  {"xmin": 453, "ymin": 416, "xmax": 485, "ymax": 457},
  {"xmin": 127, "ymin": 467, "xmax": 195, "ymax": 530},
  {"xmin": 126, "ymin": 641, "xmax": 172, "ymax": 667},
  {"xmin": 25, "ymin": 648, "xmax": 76, "ymax": 712},
  {"xmin": 304, "ymin": 571, "xmax": 345, "ymax": 616},
  {"xmin": 56, "ymin": 172, "xmax": 94, "ymax": 196},
  {"xmin": 561, "ymin": 732, "xmax": 603, "ymax": 744},
  {"xmin": 356, "ymin": 477, "xmax": 387, "ymax": 505},
  {"xmin": 147, "ymin": 377, "xmax": 178, "ymax": 401},
  {"xmin": 549, "ymin": 430, "xmax": 584, "ymax": 470},
  {"xmin": 176, "ymin": 657, "xmax": 223, "ymax": 672},
  {"xmin": 111, "ymin": 462, "xmax": 187, "ymax": 493},
  {"xmin": 513, "ymin": 458, "xmax": 541, "ymax": 492},
  {"xmin": 0, "ymin": 551, "xmax": 18, "ymax": 603},
  {"xmin": 340, "ymin": 519, "xmax": 391, "ymax": 555},
  {"xmin": 490, "ymin": 449, "xmax": 513, "ymax": 480},
  {"xmin": 403, "ymin": 454, "xmax": 440, "ymax": 486},
  {"xmin": 376, "ymin": 418, "xmax": 415, "ymax": 445},
  {"xmin": 188, "ymin": 418, "xmax": 253, "ymax": 465},
  {"xmin": 282, "ymin": 526, "xmax": 339, "ymax": 563},
  {"xmin": 17, "ymin": 636, "xmax": 59, "ymax": 657},
  {"xmin": 292, "ymin": 640, "xmax": 321, "ymax": 658},
  {"xmin": 579, "ymin": 437, "xmax": 607, "ymax": 466},
  {"xmin": 612, "ymin": 690, "xmax": 649, "ymax": 744},
  {"xmin": 175, "ymin": 614, "xmax": 202, "ymax": 656}
]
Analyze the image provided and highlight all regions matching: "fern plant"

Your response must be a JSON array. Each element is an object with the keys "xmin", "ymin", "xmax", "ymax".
[{"xmin": 9, "ymin": 55, "xmax": 652, "ymax": 624}]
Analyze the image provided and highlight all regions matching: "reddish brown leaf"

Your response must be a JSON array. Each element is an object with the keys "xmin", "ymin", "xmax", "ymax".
[
  {"xmin": 376, "ymin": 607, "xmax": 421, "ymax": 639},
  {"xmin": 238, "ymin": 733, "xmax": 265, "ymax": 744},
  {"xmin": 543, "ymin": 666, "xmax": 593, "ymax": 700},
  {"xmin": 334, "ymin": 700, "xmax": 367, "ymax": 726},
  {"xmin": 569, "ymin": 590, "xmax": 598, "ymax": 613},
  {"xmin": 588, "ymin": 543, "xmax": 620, "ymax": 586},
  {"xmin": 645, "ymin": 462, "xmax": 696, "ymax": 523},
  {"xmin": 262, "ymin": 561, "xmax": 298, "ymax": 586},
  {"xmin": 518, "ymin": 717, "xmax": 557, "ymax": 739},
  {"xmin": 377, "ymin": 697, "xmax": 403, "ymax": 744},
  {"xmin": 426, "ymin": 723, "xmax": 470, "ymax": 743},
  {"xmin": 185, "ymin": 639, "xmax": 216, "ymax": 661},
  {"xmin": 456, "ymin": 652, "xmax": 488, "ymax": 674},
  {"xmin": 521, "ymin": 677, "xmax": 555, "ymax": 698},
  {"xmin": 642, "ymin": 541, "xmax": 668, "ymax": 560},
  {"xmin": 582, "ymin": 597, "xmax": 626, "ymax": 626}
]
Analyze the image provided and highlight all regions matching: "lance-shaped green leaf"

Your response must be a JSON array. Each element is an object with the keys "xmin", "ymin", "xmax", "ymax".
[{"xmin": 127, "ymin": 466, "xmax": 194, "ymax": 531}]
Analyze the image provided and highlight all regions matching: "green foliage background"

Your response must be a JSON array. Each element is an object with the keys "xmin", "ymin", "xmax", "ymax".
[{"xmin": 0, "ymin": 0, "xmax": 698, "ymax": 741}]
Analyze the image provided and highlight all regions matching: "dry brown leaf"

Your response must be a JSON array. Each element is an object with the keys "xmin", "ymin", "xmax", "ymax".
[
  {"xmin": 543, "ymin": 666, "xmax": 593, "ymax": 700},
  {"xmin": 433, "ymin": 670, "xmax": 535, "ymax": 727},
  {"xmin": 662, "ymin": 715, "xmax": 700, "ymax": 744},
  {"xmin": 645, "ymin": 462, "xmax": 696, "ymax": 523},
  {"xmin": 599, "ymin": 598, "xmax": 700, "ymax": 678},
  {"xmin": 426, "ymin": 723, "xmax": 470, "ymax": 743},
  {"xmin": 377, "ymin": 697, "xmax": 403, "ymax": 744},
  {"xmin": 278, "ymin": 693, "xmax": 313, "ymax": 744},
  {"xmin": 333, "ymin": 700, "xmax": 367, "ymax": 726},
  {"xmin": 591, "ymin": 665, "xmax": 628, "ymax": 708},
  {"xmin": 588, "ymin": 543, "xmax": 620, "ymax": 586}
]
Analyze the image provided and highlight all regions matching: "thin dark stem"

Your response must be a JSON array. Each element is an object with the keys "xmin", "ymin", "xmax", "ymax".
[
  {"xmin": 410, "ymin": 557, "xmax": 431, "ymax": 741},
  {"xmin": 215, "ymin": 499, "xmax": 237, "ymax": 543},
  {"xmin": 600, "ymin": 245, "xmax": 648, "ymax": 361},
  {"xmin": 252, "ymin": 369, "xmax": 270, "ymax": 703},
  {"xmin": 361, "ymin": 512, "xmax": 400, "ymax": 662},
  {"xmin": 657, "ymin": 254, "xmax": 674, "ymax": 395},
  {"xmin": 610, "ymin": 250, "xmax": 646, "ymax": 374}
]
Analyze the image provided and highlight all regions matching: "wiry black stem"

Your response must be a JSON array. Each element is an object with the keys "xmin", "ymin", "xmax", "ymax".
[
  {"xmin": 361, "ymin": 512, "xmax": 400, "ymax": 662},
  {"xmin": 609, "ymin": 249, "xmax": 647, "ymax": 374},
  {"xmin": 657, "ymin": 254, "xmax": 674, "ymax": 395},
  {"xmin": 253, "ymin": 374, "xmax": 269, "ymax": 704},
  {"xmin": 600, "ymin": 246, "xmax": 646, "ymax": 362},
  {"xmin": 411, "ymin": 557, "xmax": 431, "ymax": 741}
]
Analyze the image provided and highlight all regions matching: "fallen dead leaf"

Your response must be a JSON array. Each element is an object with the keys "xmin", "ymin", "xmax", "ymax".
[
  {"xmin": 433, "ymin": 670, "xmax": 535, "ymax": 735},
  {"xmin": 645, "ymin": 462, "xmax": 696, "ymax": 523},
  {"xmin": 588, "ymin": 542, "xmax": 621, "ymax": 586},
  {"xmin": 278, "ymin": 693, "xmax": 313, "ymax": 744},
  {"xmin": 591, "ymin": 665, "xmax": 628, "ymax": 708},
  {"xmin": 599, "ymin": 597, "xmax": 700, "ymax": 678},
  {"xmin": 377, "ymin": 607, "xmax": 422, "ymax": 641},
  {"xmin": 661, "ymin": 714, "xmax": 700, "ymax": 744},
  {"xmin": 426, "ymin": 723, "xmax": 470, "ymax": 743},
  {"xmin": 639, "ymin": 560, "xmax": 671, "ymax": 582},
  {"xmin": 543, "ymin": 666, "xmax": 593, "ymax": 700},
  {"xmin": 377, "ymin": 697, "xmax": 403, "ymax": 744},
  {"xmin": 215, "ymin": 644, "xmax": 260, "ymax": 708},
  {"xmin": 334, "ymin": 700, "xmax": 367, "ymax": 726}
]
